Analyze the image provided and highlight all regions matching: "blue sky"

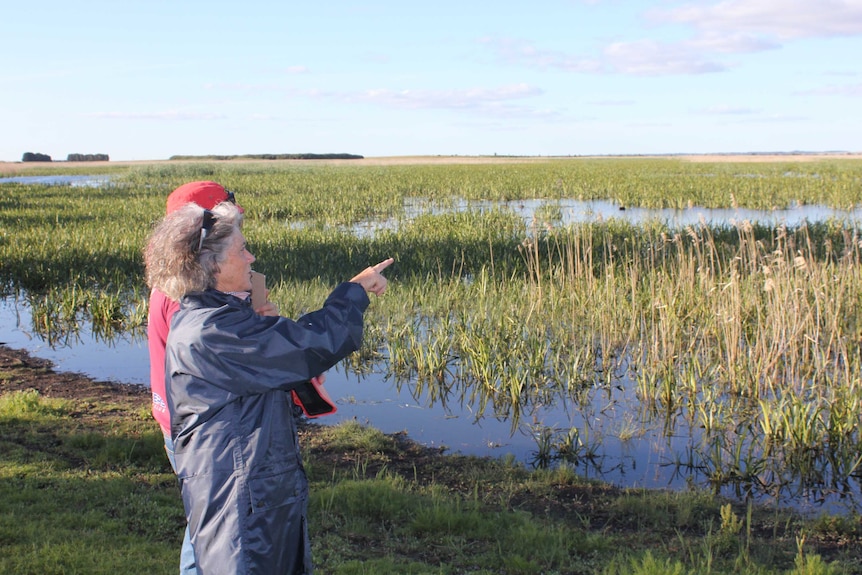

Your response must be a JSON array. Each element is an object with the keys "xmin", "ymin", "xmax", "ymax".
[{"xmin": 3, "ymin": 0, "xmax": 861, "ymax": 161}]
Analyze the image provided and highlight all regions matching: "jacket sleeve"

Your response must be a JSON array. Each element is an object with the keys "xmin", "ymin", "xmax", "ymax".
[{"xmin": 186, "ymin": 282, "xmax": 370, "ymax": 396}]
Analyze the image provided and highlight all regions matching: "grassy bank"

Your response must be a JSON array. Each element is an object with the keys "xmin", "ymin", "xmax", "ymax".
[{"xmin": 1, "ymin": 346, "xmax": 860, "ymax": 575}]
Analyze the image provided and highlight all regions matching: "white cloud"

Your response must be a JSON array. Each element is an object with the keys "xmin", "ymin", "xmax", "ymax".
[
  {"xmin": 479, "ymin": 37, "xmax": 602, "ymax": 73},
  {"xmin": 698, "ymin": 105, "xmax": 761, "ymax": 115},
  {"xmin": 204, "ymin": 82, "xmax": 282, "ymax": 91},
  {"xmin": 654, "ymin": 0, "xmax": 862, "ymax": 41},
  {"xmin": 589, "ymin": 99, "xmax": 636, "ymax": 106},
  {"xmin": 482, "ymin": 36, "xmax": 725, "ymax": 76},
  {"xmin": 797, "ymin": 82, "xmax": 862, "ymax": 96},
  {"xmin": 362, "ymin": 52, "xmax": 391, "ymax": 64},
  {"xmin": 724, "ymin": 113, "xmax": 809, "ymax": 123},
  {"xmin": 294, "ymin": 83, "xmax": 562, "ymax": 120},
  {"xmin": 248, "ymin": 113, "xmax": 283, "ymax": 121},
  {"xmin": 86, "ymin": 111, "xmax": 226, "ymax": 121},
  {"xmin": 352, "ymin": 84, "xmax": 542, "ymax": 109},
  {"xmin": 353, "ymin": 84, "xmax": 569, "ymax": 120},
  {"xmin": 484, "ymin": 1, "xmax": 862, "ymax": 77},
  {"xmin": 603, "ymin": 39, "xmax": 727, "ymax": 75},
  {"xmin": 686, "ymin": 30, "xmax": 780, "ymax": 54}
]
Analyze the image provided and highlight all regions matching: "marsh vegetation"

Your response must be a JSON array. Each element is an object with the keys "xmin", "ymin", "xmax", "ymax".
[{"xmin": 2, "ymin": 158, "xmax": 862, "ymax": 514}]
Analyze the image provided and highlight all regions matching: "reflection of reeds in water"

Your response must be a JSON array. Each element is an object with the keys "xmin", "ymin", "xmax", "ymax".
[
  {"xmin": 514, "ymin": 218, "xmax": 862, "ymax": 499},
  {"xmin": 380, "ymin": 214, "xmax": 861, "ymax": 499},
  {"xmin": 24, "ymin": 286, "xmax": 147, "ymax": 344}
]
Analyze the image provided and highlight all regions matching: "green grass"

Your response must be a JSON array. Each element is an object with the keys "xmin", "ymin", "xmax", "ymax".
[{"xmin": 1, "ymin": 387, "xmax": 859, "ymax": 574}]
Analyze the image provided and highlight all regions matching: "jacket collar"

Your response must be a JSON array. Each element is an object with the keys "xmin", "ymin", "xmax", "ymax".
[{"xmin": 181, "ymin": 288, "xmax": 252, "ymax": 310}]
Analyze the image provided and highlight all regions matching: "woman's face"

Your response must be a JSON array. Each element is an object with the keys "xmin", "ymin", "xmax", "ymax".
[{"xmin": 214, "ymin": 230, "xmax": 256, "ymax": 293}]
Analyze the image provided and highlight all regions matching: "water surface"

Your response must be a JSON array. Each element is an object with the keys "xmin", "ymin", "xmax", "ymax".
[
  {"xmin": 0, "ymin": 174, "xmax": 114, "ymax": 187},
  {"xmin": 2, "ymin": 293, "xmax": 857, "ymax": 516}
]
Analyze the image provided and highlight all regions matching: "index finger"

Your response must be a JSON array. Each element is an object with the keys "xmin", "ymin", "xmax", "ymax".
[{"xmin": 372, "ymin": 258, "xmax": 394, "ymax": 273}]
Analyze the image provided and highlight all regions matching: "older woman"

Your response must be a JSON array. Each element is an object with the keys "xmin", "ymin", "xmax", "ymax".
[{"xmin": 144, "ymin": 202, "xmax": 392, "ymax": 575}]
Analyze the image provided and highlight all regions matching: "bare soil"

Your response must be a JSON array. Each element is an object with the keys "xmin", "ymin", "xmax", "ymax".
[{"xmin": 0, "ymin": 344, "xmax": 148, "ymax": 404}]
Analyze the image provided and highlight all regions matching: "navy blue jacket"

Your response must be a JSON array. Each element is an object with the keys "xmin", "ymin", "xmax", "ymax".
[{"xmin": 165, "ymin": 284, "xmax": 369, "ymax": 574}]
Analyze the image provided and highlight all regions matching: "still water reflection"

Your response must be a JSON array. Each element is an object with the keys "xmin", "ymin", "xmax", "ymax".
[
  {"xmin": 0, "ymin": 174, "xmax": 114, "ymax": 187},
  {"xmin": 2, "ymin": 291, "xmax": 859, "ymax": 517},
  {"xmin": 348, "ymin": 198, "xmax": 862, "ymax": 237},
  {"xmin": 0, "ymin": 292, "xmax": 577, "ymax": 470}
]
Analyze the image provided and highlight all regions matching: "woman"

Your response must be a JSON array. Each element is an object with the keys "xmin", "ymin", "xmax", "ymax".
[
  {"xmin": 144, "ymin": 201, "xmax": 392, "ymax": 574},
  {"xmin": 147, "ymin": 180, "xmax": 259, "ymax": 575}
]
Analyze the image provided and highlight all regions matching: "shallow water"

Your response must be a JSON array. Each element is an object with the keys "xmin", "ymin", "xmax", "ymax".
[
  {"xmin": 0, "ymin": 295, "xmax": 683, "ymax": 480},
  {"xmin": 348, "ymin": 197, "xmax": 862, "ymax": 237},
  {"xmin": 2, "ymin": 294, "xmax": 858, "ymax": 516},
  {"xmin": 0, "ymin": 174, "xmax": 114, "ymax": 187}
]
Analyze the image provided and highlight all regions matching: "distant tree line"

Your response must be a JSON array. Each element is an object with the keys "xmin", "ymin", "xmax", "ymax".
[
  {"xmin": 67, "ymin": 153, "xmax": 109, "ymax": 162},
  {"xmin": 22, "ymin": 152, "xmax": 52, "ymax": 162},
  {"xmin": 168, "ymin": 153, "xmax": 364, "ymax": 161},
  {"xmin": 21, "ymin": 152, "xmax": 110, "ymax": 162}
]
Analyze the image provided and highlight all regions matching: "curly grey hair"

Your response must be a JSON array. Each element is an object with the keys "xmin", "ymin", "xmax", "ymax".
[{"xmin": 144, "ymin": 202, "xmax": 244, "ymax": 300}]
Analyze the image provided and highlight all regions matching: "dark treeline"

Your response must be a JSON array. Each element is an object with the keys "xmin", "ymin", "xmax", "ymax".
[
  {"xmin": 21, "ymin": 152, "xmax": 52, "ymax": 162},
  {"xmin": 21, "ymin": 152, "xmax": 110, "ymax": 162},
  {"xmin": 67, "ymin": 153, "xmax": 109, "ymax": 161}
]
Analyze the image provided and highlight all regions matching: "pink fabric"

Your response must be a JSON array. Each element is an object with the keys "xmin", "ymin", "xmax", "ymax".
[{"xmin": 148, "ymin": 288, "xmax": 180, "ymax": 433}]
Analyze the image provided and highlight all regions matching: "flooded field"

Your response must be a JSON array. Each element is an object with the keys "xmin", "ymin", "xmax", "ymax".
[{"xmin": 2, "ymin": 158, "xmax": 861, "ymax": 515}]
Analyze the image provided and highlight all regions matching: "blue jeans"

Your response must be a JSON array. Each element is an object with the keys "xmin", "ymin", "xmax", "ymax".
[{"xmin": 165, "ymin": 432, "xmax": 198, "ymax": 575}]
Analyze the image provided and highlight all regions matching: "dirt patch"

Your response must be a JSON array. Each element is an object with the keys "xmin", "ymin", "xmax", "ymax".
[{"xmin": 0, "ymin": 345, "xmax": 148, "ymax": 406}]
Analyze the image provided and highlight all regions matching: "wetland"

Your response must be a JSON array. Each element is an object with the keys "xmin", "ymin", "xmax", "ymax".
[{"xmin": 2, "ymin": 156, "xmax": 862, "ymax": 517}]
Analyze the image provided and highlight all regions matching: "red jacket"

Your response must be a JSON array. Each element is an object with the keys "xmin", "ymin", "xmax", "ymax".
[{"xmin": 147, "ymin": 288, "xmax": 179, "ymax": 434}]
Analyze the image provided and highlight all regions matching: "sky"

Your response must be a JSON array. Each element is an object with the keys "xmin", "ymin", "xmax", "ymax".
[{"xmin": 3, "ymin": 0, "xmax": 861, "ymax": 161}]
